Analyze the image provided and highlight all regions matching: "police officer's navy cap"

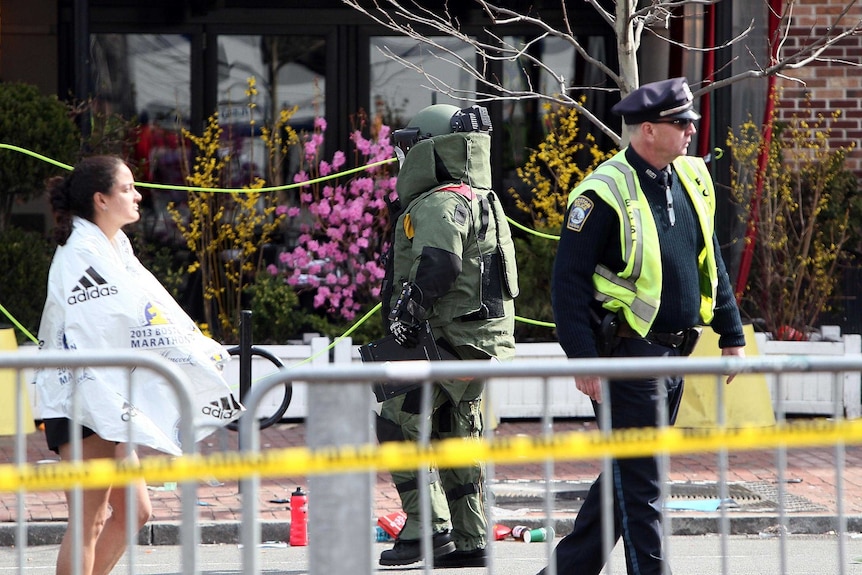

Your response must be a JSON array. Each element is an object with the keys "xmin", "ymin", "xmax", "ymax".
[{"xmin": 611, "ymin": 77, "xmax": 701, "ymax": 125}]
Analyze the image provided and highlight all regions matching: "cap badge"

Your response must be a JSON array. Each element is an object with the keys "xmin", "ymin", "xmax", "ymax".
[{"xmin": 682, "ymin": 82, "xmax": 693, "ymax": 102}]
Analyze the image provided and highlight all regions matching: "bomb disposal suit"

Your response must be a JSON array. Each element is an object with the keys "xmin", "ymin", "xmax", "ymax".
[{"xmin": 379, "ymin": 104, "xmax": 518, "ymax": 556}]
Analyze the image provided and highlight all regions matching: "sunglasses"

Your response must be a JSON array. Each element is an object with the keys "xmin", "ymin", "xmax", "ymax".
[{"xmin": 652, "ymin": 118, "xmax": 695, "ymax": 128}]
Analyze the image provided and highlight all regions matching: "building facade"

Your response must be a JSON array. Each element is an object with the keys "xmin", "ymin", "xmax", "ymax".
[
  {"xmin": 2, "ymin": 1, "xmax": 762, "ymax": 228},
  {"xmin": 2, "ymin": 1, "xmax": 861, "ymax": 317}
]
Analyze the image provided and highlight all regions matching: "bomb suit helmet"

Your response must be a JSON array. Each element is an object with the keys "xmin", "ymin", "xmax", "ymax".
[
  {"xmin": 393, "ymin": 104, "xmax": 492, "ymax": 154},
  {"xmin": 410, "ymin": 104, "xmax": 461, "ymax": 138}
]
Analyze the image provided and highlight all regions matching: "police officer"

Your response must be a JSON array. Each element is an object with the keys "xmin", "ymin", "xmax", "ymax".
[
  {"xmin": 377, "ymin": 103, "xmax": 519, "ymax": 568},
  {"xmin": 539, "ymin": 78, "xmax": 746, "ymax": 575}
]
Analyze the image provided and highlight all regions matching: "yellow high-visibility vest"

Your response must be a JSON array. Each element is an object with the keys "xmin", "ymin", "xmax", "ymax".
[{"xmin": 567, "ymin": 151, "xmax": 718, "ymax": 336}]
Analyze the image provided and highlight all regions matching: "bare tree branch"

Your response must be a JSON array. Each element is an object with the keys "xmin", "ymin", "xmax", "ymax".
[
  {"xmin": 584, "ymin": 0, "xmax": 614, "ymax": 27},
  {"xmin": 475, "ymin": 1, "xmax": 622, "ymax": 86},
  {"xmin": 643, "ymin": 17, "xmax": 754, "ymax": 54},
  {"xmin": 697, "ymin": 0, "xmax": 862, "ymax": 97},
  {"xmin": 631, "ymin": 0, "xmax": 724, "ymax": 21},
  {"xmin": 343, "ymin": 0, "xmax": 862, "ymax": 142}
]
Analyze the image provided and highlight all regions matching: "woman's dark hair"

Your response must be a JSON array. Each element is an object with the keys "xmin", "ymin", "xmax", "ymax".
[{"xmin": 47, "ymin": 155, "xmax": 126, "ymax": 245}]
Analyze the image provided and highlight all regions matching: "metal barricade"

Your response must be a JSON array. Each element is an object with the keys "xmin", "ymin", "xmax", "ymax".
[
  {"xmin": 235, "ymin": 353, "xmax": 862, "ymax": 575},
  {"xmin": 0, "ymin": 350, "xmax": 200, "ymax": 575},
  {"xmin": 3, "ymin": 352, "xmax": 862, "ymax": 574}
]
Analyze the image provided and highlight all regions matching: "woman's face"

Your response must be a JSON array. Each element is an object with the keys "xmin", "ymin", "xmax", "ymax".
[{"xmin": 96, "ymin": 163, "xmax": 142, "ymax": 230}]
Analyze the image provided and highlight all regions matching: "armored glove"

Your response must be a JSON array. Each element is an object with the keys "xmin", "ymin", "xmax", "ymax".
[
  {"xmin": 388, "ymin": 282, "xmax": 427, "ymax": 348},
  {"xmin": 390, "ymin": 320, "xmax": 420, "ymax": 348}
]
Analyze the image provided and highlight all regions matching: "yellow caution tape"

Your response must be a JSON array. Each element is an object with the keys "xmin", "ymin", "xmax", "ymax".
[{"xmin": 2, "ymin": 418, "xmax": 860, "ymax": 492}]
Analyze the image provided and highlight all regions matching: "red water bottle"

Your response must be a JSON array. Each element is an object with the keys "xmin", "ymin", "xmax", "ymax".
[{"xmin": 289, "ymin": 486, "xmax": 308, "ymax": 546}]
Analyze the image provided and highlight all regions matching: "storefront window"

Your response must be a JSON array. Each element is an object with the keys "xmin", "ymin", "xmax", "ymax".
[
  {"xmin": 89, "ymin": 34, "xmax": 193, "ymax": 245},
  {"xmin": 502, "ymin": 36, "xmax": 575, "ymax": 167},
  {"xmin": 369, "ymin": 36, "xmax": 475, "ymax": 128},
  {"xmin": 90, "ymin": 33, "xmax": 192, "ymax": 207},
  {"xmin": 217, "ymin": 35, "xmax": 326, "ymax": 186},
  {"xmin": 90, "ymin": 34, "xmax": 192, "ymax": 133},
  {"xmin": 500, "ymin": 35, "xmax": 611, "ymax": 199}
]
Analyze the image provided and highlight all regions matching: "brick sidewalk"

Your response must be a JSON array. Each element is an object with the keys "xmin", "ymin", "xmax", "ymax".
[{"xmin": 1, "ymin": 419, "xmax": 861, "ymax": 525}]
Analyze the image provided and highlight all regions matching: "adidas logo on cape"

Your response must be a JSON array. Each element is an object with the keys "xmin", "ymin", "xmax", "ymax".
[
  {"xmin": 202, "ymin": 395, "xmax": 242, "ymax": 419},
  {"xmin": 68, "ymin": 266, "xmax": 118, "ymax": 305}
]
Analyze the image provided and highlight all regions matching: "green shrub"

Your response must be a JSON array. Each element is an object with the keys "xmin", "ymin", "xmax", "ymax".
[
  {"xmin": 0, "ymin": 227, "xmax": 53, "ymax": 344},
  {"xmin": 513, "ymin": 233, "xmax": 558, "ymax": 342},
  {"xmin": 244, "ymin": 273, "xmax": 323, "ymax": 344},
  {"xmin": 0, "ymin": 82, "xmax": 79, "ymax": 231},
  {"xmin": 729, "ymin": 107, "xmax": 861, "ymax": 338},
  {"xmin": 245, "ymin": 271, "xmax": 386, "ymax": 346},
  {"xmin": 131, "ymin": 236, "xmax": 188, "ymax": 300}
]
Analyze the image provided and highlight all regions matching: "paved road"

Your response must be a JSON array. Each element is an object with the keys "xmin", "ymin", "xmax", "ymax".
[{"xmin": 1, "ymin": 536, "xmax": 861, "ymax": 574}]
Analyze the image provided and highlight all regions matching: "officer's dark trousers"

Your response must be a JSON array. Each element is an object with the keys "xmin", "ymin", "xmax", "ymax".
[{"xmin": 545, "ymin": 338, "xmax": 684, "ymax": 575}]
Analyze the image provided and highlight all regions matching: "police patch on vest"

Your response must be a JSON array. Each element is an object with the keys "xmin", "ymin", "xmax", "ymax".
[{"xmin": 567, "ymin": 196, "xmax": 594, "ymax": 232}]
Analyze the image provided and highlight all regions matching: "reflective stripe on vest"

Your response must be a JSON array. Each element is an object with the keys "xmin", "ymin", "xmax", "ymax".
[
  {"xmin": 672, "ymin": 155, "xmax": 718, "ymax": 323},
  {"xmin": 567, "ymin": 151, "xmax": 718, "ymax": 335}
]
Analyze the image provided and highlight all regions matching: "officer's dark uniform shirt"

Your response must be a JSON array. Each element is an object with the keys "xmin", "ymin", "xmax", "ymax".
[{"xmin": 551, "ymin": 146, "xmax": 745, "ymax": 359}]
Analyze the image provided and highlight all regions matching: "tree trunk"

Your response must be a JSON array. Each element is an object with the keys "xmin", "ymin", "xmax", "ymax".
[{"xmin": 616, "ymin": 1, "xmax": 640, "ymax": 148}]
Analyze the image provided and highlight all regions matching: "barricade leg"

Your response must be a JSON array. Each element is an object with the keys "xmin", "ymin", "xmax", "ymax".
[{"xmin": 307, "ymin": 336, "xmax": 373, "ymax": 575}]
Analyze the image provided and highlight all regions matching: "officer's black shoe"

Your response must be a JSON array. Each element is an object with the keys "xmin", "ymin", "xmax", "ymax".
[
  {"xmin": 378, "ymin": 531, "xmax": 456, "ymax": 566},
  {"xmin": 433, "ymin": 547, "xmax": 488, "ymax": 568}
]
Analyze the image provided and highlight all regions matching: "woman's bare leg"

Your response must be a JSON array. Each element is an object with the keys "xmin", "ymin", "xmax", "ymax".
[
  {"xmin": 91, "ymin": 445, "xmax": 151, "ymax": 575},
  {"xmin": 55, "ymin": 437, "xmax": 152, "ymax": 575}
]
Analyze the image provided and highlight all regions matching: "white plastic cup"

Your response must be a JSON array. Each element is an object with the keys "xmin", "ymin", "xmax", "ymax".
[{"xmin": 523, "ymin": 527, "xmax": 555, "ymax": 542}]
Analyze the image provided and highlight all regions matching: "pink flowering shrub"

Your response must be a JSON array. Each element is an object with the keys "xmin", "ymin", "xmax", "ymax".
[{"xmin": 274, "ymin": 113, "xmax": 397, "ymax": 321}]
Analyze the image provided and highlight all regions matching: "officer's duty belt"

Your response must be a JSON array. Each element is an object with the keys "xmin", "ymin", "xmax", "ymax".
[{"xmin": 616, "ymin": 323, "xmax": 692, "ymax": 348}]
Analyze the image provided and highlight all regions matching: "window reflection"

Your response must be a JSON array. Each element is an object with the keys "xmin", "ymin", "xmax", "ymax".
[
  {"xmin": 88, "ymin": 33, "xmax": 329, "ymax": 239},
  {"xmin": 370, "ymin": 36, "xmax": 475, "ymax": 128},
  {"xmin": 90, "ymin": 33, "xmax": 193, "ymax": 243},
  {"xmin": 91, "ymin": 34, "xmax": 192, "ymax": 133},
  {"xmin": 217, "ymin": 35, "xmax": 326, "ymax": 187},
  {"xmin": 501, "ymin": 36, "xmax": 579, "ymax": 169},
  {"xmin": 500, "ymin": 35, "xmax": 612, "ymax": 204}
]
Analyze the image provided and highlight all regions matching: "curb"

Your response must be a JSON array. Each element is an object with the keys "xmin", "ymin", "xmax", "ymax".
[
  {"xmin": 495, "ymin": 514, "xmax": 862, "ymax": 538},
  {"xmin": 2, "ymin": 516, "xmax": 861, "ymax": 547},
  {"xmin": 0, "ymin": 520, "xmax": 291, "ymax": 547}
]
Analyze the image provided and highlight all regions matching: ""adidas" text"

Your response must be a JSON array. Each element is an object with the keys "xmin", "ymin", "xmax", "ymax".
[
  {"xmin": 67, "ymin": 285, "xmax": 119, "ymax": 305},
  {"xmin": 68, "ymin": 267, "xmax": 118, "ymax": 305},
  {"xmin": 202, "ymin": 395, "xmax": 241, "ymax": 420}
]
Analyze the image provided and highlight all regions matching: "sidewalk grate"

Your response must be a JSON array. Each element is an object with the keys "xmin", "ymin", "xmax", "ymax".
[
  {"xmin": 741, "ymin": 480, "xmax": 829, "ymax": 513},
  {"xmin": 490, "ymin": 479, "xmax": 828, "ymax": 513}
]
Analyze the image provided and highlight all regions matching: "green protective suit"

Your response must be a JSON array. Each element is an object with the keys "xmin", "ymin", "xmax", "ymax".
[{"xmin": 379, "ymin": 131, "xmax": 518, "ymax": 550}]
